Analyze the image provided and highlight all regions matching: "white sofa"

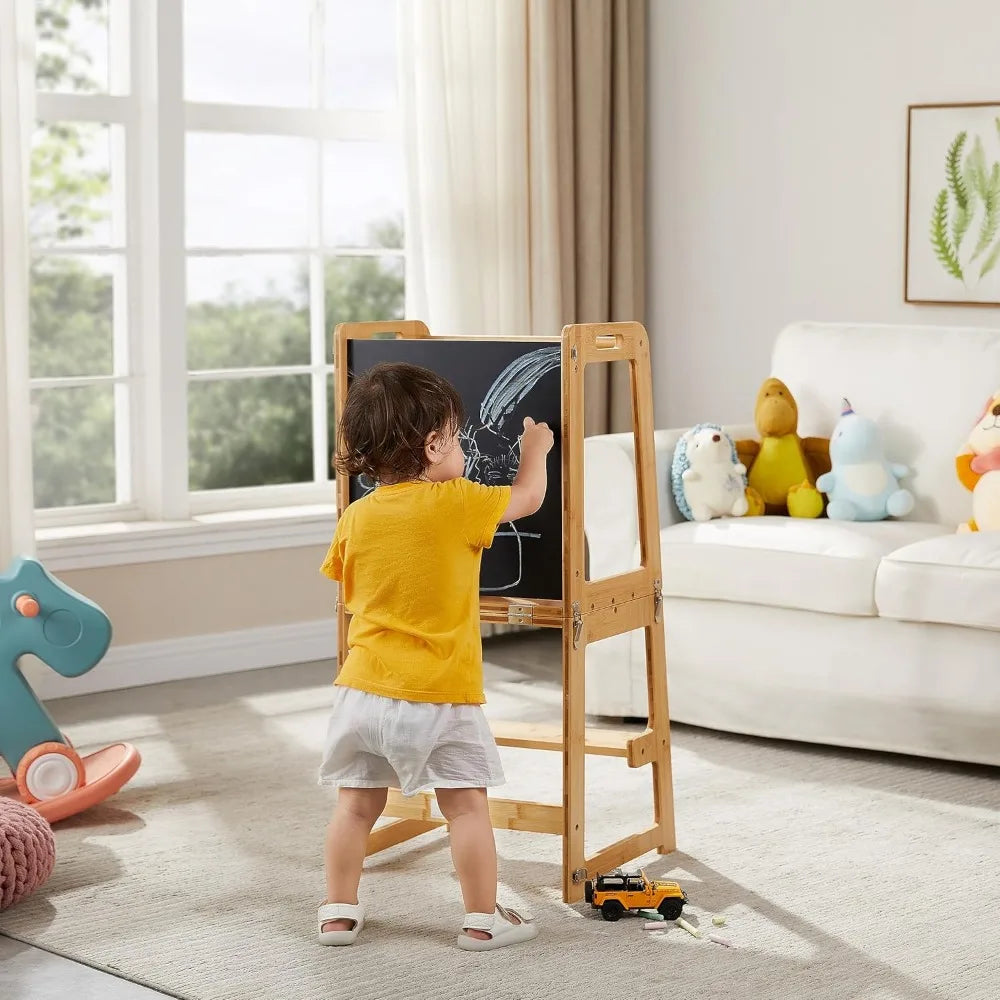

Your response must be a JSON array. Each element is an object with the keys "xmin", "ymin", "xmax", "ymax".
[{"xmin": 583, "ymin": 322, "xmax": 1000, "ymax": 766}]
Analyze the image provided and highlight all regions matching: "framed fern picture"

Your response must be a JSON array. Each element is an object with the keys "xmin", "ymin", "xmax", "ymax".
[{"xmin": 905, "ymin": 102, "xmax": 1000, "ymax": 305}]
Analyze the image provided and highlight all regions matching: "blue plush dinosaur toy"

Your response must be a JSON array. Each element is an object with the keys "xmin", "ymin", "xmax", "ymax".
[{"xmin": 816, "ymin": 400, "xmax": 915, "ymax": 521}]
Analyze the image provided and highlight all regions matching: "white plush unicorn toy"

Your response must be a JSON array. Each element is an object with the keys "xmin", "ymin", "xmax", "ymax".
[{"xmin": 816, "ymin": 399, "xmax": 914, "ymax": 521}]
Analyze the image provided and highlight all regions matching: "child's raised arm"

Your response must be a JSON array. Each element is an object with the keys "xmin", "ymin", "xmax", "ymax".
[{"xmin": 501, "ymin": 417, "xmax": 555, "ymax": 522}]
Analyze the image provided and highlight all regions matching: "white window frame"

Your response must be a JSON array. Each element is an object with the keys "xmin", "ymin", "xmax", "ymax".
[
  {"xmin": 32, "ymin": 0, "xmax": 403, "ymax": 568},
  {"xmin": 32, "ymin": 0, "xmax": 140, "ymax": 531}
]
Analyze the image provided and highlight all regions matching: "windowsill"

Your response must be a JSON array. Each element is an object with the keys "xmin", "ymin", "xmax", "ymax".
[{"xmin": 36, "ymin": 504, "xmax": 337, "ymax": 571}]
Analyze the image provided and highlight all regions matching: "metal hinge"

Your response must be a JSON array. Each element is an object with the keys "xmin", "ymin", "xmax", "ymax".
[
  {"xmin": 572, "ymin": 867, "xmax": 588, "ymax": 884},
  {"xmin": 653, "ymin": 579, "xmax": 663, "ymax": 623},
  {"xmin": 507, "ymin": 605, "xmax": 534, "ymax": 626},
  {"xmin": 572, "ymin": 601, "xmax": 583, "ymax": 648}
]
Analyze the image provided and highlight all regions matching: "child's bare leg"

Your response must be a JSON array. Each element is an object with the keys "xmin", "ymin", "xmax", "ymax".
[
  {"xmin": 436, "ymin": 787, "xmax": 522, "ymax": 940},
  {"xmin": 323, "ymin": 786, "xmax": 387, "ymax": 932}
]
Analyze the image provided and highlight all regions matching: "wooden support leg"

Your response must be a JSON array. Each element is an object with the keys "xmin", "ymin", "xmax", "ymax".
[
  {"xmin": 584, "ymin": 827, "xmax": 661, "ymax": 879},
  {"xmin": 562, "ymin": 626, "xmax": 587, "ymax": 903},
  {"xmin": 366, "ymin": 819, "xmax": 440, "ymax": 855},
  {"xmin": 626, "ymin": 320, "xmax": 677, "ymax": 860},
  {"xmin": 646, "ymin": 619, "xmax": 676, "ymax": 855}
]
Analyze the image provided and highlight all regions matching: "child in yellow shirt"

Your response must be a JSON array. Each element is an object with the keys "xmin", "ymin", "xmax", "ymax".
[{"xmin": 317, "ymin": 361, "xmax": 554, "ymax": 951}]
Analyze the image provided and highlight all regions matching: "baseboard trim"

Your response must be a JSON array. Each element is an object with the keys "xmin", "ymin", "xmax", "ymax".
[{"xmin": 29, "ymin": 618, "xmax": 338, "ymax": 701}]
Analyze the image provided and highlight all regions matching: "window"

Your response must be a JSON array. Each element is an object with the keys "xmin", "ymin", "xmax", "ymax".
[
  {"xmin": 31, "ymin": 0, "xmax": 129, "ymax": 522},
  {"xmin": 29, "ymin": 0, "xmax": 403, "ymax": 533}
]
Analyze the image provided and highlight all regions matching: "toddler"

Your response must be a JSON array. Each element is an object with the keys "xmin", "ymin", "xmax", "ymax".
[{"xmin": 317, "ymin": 361, "xmax": 553, "ymax": 951}]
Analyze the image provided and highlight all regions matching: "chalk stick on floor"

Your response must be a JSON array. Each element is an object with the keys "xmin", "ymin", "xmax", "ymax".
[{"xmin": 676, "ymin": 917, "xmax": 702, "ymax": 939}]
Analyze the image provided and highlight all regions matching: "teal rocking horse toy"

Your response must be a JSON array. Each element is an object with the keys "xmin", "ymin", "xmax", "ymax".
[{"xmin": 0, "ymin": 557, "xmax": 141, "ymax": 822}]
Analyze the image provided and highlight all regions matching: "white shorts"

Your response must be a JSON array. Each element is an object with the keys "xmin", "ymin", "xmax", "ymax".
[{"xmin": 318, "ymin": 686, "xmax": 506, "ymax": 797}]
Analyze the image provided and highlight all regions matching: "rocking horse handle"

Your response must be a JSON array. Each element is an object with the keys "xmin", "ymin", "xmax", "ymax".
[{"xmin": 15, "ymin": 594, "xmax": 40, "ymax": 617}]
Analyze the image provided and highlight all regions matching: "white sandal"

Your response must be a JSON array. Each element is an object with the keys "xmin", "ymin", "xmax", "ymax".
[
  {"xmin": 457, "ymin": 903, "xmax": 539, "ymax": 951},
  {"xmin": 317, "ymin": 902, "xmax": 365, "ymax": 946}
]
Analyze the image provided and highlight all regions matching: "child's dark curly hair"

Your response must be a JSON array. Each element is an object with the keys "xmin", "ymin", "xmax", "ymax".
[{"xmin": 335, "ymin": 362, "xmax": 465, "ymax": 483}]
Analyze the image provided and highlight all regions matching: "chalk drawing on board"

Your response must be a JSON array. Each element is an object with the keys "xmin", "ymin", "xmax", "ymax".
[
  {"xmin": 352, "ymin": 345, "xmax": 561, "ymax": 593},
  {"xmin": 461, "ymin": 346, "xmax": 560, "ymax": 592}
]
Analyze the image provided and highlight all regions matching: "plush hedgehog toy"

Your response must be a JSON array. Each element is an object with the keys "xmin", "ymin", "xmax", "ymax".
[
  {"xmin": 816, "ymin": 399, "xmax": 914, "ymax": 521},
  {"xmin": 671, "ymin": 424, "xmax": 756, "ymax": 522}
]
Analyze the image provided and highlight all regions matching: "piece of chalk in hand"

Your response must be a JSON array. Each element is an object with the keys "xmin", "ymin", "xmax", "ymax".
[{"xmin": 676, "ymin": 917, "xmax": 702, "ymax": 938}]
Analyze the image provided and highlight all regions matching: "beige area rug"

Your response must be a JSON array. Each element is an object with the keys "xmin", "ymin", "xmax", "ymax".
[{"xmin": 1, "ymin": 650, "xmax": 999, "ymax": 1000}]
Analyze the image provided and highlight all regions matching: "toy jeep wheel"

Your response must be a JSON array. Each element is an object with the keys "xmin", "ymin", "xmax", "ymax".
[
  {"xmin": 658, "ymin": 899, "xmax": 684, "ymax": 921},
  {"xmin": 601, "ymin": 900, "xmax": 624, "ymax": 922}
]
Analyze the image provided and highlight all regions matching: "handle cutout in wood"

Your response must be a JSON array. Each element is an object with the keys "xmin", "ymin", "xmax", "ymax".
[{"xmin": 593, "ymin": 333, "xmax": 624, "ymax": 351}]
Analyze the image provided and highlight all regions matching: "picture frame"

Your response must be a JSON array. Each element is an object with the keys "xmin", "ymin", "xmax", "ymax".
[{"xmin": 905, "ymin": 101, "xmax": 1000, "ymax": 306}]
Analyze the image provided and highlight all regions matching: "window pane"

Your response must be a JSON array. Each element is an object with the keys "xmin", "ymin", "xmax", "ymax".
[
  {"xmin": 30, "ymin": 255, "xmax": 115, "ymax": 378},
  {"xmin": 189, "ymin": 375, "xmax": 313, "ymax": 490},
  {"xmin": 31, "ymin": 122, "xmax": 117, "ymax": 247},
  {"xmin": 32, "ymin": 384, "xmax": 115, "ymax": 509},
  {"xmin": 325, "ymin": 0, "xmax": 398, "ymax": 110},
  {"xmin": 323, "ymin": 141, "xmax": 403, "ymax": 248},
  {"xmin": 184, "ymin": 0, "xmax": 311, "ymax": 107},
  {"xmin": 187, "ymin": 134, "xmax": 314, "ymax": 248},
  {"xmin": 324, "ymin": 254, "xmax": 404, "ymax": 360},
  {"xmin": 36, "ymin": 0, "xmax": 109, "ymax": 94},
  {"xmin": 187, "ymin": 256, "xmax": 310, "ymax": 369}
]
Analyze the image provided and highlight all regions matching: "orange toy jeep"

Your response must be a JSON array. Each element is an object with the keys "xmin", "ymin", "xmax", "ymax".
[{"xmin": 585, "ymin": 868, "xmax": 687, "ymax": 921}]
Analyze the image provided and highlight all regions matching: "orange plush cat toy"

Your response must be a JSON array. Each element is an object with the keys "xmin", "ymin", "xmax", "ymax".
[{"xmin": 956, "ymin": 390, "xmax": 1000, "ymax": 532}]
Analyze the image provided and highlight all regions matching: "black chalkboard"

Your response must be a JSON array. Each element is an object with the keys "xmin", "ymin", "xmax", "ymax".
[{"xmin": 347, "ymin": 338, "xmax": 563, "ymax": 601}]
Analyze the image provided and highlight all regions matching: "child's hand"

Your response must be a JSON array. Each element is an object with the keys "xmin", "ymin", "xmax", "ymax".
[
  {"xmin": 503, "ymin": 418, "xmax": 554, "ymax": 521},
  {"xmin": 521, "ymin": 417, "xmax": 554, "ymax": 456}
]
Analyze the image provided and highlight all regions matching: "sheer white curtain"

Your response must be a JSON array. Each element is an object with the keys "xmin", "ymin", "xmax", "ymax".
[
  {"xmin": 399, "ymin": 0, "xmax": 646, "ymax": 433},
  {"xmin": 0, "ymin": 0, "xmax": 36, "ymax": 565},
  {"xmin": 399, "ymin": 0, "xmax": 562, "ymax": 339}
]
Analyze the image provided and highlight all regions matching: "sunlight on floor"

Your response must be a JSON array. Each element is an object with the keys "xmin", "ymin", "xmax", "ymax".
[
  {"xmin": 63, "ymin": 715, "xmax": 166, "ymax": 747},
  {"xmin": 238, "ymin": 687, "xmax": 335, "ymax": 717}
]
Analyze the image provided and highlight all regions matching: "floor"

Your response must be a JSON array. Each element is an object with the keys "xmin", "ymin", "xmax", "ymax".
[
  {"xmin": 0, "ymin": 632, "xmax": 564, "ymax": 1000},
  {"xmin": 0, "ymin": 937, "xmax": 171, "ymax": 1000},
  {"xmin": 4, "ymin": 631, "xmax": 991, "ymax": 999}
]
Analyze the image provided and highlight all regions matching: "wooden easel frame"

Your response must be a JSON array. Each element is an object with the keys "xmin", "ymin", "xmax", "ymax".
[{"xmin": 333, "ymin": 319, "xmax": 675, "ymax": 903}]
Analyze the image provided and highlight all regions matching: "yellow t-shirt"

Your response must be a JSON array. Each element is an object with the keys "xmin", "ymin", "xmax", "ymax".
[{"xmin": 320, "ymin": 478, "xmax": 512, "ymax": 704}]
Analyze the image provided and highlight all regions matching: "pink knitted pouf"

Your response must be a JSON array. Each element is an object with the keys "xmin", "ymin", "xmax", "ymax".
[{"xmin": 0, "ymin": 797, "xmax": 56, "ymax": 910}]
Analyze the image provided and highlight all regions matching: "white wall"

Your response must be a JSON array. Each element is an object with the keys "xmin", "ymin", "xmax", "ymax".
[{"xmin": 648, "ymin": 0, "xmax": 1000, "ymax": 427}]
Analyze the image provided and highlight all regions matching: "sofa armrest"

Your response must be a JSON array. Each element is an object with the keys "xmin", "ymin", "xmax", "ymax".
[{"xmin": 583, "ymin": 423, "xmax": 757, "ymax": 579}]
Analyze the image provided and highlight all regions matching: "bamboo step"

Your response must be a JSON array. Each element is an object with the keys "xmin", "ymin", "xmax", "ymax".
[
  {"xmin": 490, "ymin": 720, "xmax": 658, "ymax": 767},
  {"xmin": 380, "ymin": 789, "xmax": 562, "ymax": 835}
]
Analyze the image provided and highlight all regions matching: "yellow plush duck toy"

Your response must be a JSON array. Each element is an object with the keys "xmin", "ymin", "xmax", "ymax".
[{"xmin": 736, "ymin": 378, "xmax": 831, "ymax": 517}]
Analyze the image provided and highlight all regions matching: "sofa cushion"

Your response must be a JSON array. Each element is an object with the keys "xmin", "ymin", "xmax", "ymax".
[
  {"xmin": 875, "ymin": 533, "xmax": 1000, "ymax": 631},
  {"xmin": 658, "ymin": 518, "xmax": 947, "ymax": 616}
]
